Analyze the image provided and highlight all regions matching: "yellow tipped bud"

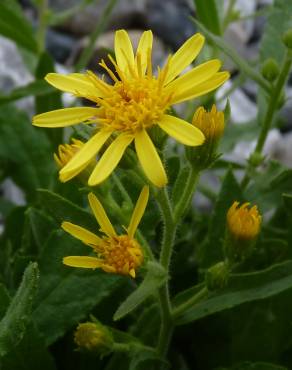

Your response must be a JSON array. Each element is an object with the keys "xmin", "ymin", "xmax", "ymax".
[
  {"xmin": 187, "ymin": 105, "xmax": 225, "ymax": 169},
  {"xmin": 74, "ymin": 322, "xmax": 113, "ymax": 355},
  {"xmin": 225, "ymin": 201, "xmax": 261, "ymax": 263},
  {"xmin": 227, "ymin": 201, "xmax": 261, "ymax": 241},
  {"xmin": 192, "ymin": 105, "xmax": 225, "ymax": 142},
  {"xmin": 205, "ymin": 261, "xmax": 230, "ymax": 291},
  {"xmin": 54, "ymin": 138, "xmax": 84, "ymax": 169}
]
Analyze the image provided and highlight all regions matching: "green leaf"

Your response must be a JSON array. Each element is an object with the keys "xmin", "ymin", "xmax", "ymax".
[
  {"xmin": 0, "ymin": 105, "xmax": 56, "ymax": 200},
  {"xmin": 199, "ymin": 169, "xmax": 243, "ymax": 268},
  {"xmin": 0, "ymin": 1, "xmax": 37, "ymax": 53},
  {"xmin": 1, "ymin": 324, "xmax": 57, "ymax": 370},
  {"xmin": 260, "ymin": 0, "xmax": 292, "ymax": 64},
  {"xmin": 283, "ymin": 193, "xmax": 292, "ymax": 217},
  {"xmin": 246, "ymin": 161, "xmax": 292, "ymax": 213},
  {"xmin": 37, "ymin": 189, "xmax": 97, "ymax": 233},
  {"xmin": 0, "ymin": 262, "xmax": 39, "ymax": 357},
  {"xmin": 218, "ymin": 361, "xmax": 287, "ymax": 370},
  {"xmin": 33, "ymin": 231, "xmax": 122, "ymax": 345},
  {"xmin": 0, "ymin": 285, "xmax": 10, "ymax": 319},
  {"xmin": 175, "ymin": 260, "xmax": 292, "ymax": 325},
  {"xmin": 114, "ymin": 262, "xmax": 167, "ymax": 321},
  {"xmin": 194, "ymin": 0, "xmax": 221, "ymax": 35},
  {"xmin": 0, "ymin": 80, "xmax": 54, "ymax": 106}
]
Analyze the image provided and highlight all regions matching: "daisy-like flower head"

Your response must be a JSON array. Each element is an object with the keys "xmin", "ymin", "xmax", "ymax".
[
  {"xmin": 33, "ymin": 30, "xmax": 229, "ymax": 187},
  {"xmin": 227, "ymin": 201, "xmax": 261, "ymax": 241},
  {"xmin": 62, "ymin": 186, "xmax": 149, "ymax": 278}
]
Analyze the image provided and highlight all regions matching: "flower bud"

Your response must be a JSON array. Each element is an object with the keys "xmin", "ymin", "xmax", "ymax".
[
  {"xmin": 282, "ymin": 29, "xmax": 292, "ymax": 49},
  {"xmin": 205, "ymin": 261, "xmax": 230, "ymax": 291},
  {"xmin": 54, "ymin": 138, "xmax": 95, "ymax": 182},
  {"xmin": 186, "ymin": 105, "xmax": 224, "ymax": 169},
  {"xmin": 74, "ymin": 322, "xmax": 113, "ymax": 356},
  {"xmin": 225, "ymin": 201, "xmax": 261, "ymax": 263},
  {"xmin": 261, "ymin": 58, "xmax": 279, "ymax": 82}
]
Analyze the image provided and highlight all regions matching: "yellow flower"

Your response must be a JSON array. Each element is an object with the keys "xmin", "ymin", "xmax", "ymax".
[
  {"xmin": 74, "ymin": 322, "xmax": 113, "ymax": 354},
  {"xmin": 192, "ymin": 104, "xmax": 224, "ymax": 142},
  {"xmin": 33, "ymin": 30, "xmax": 229, "ymax": 187},
  {"xmin": 54, "ymin": 138, "xmax": 90, "ymax": 181},
  {"xmin": 62, "ymin": 186, "xmax": 149, "ymax": 278},
  {"xmin": 227, "ymin": 201, "xmax": 261, "ymax": 241}
]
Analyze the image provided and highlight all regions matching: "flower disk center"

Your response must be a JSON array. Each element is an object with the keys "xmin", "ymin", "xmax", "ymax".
[
  {"xmin": 96, "ymin": 234, "xmax": 143, "ymax": 277},
  {"xmin": 99, "ymin": 78, "xmax": 171, "ymax": 133}
]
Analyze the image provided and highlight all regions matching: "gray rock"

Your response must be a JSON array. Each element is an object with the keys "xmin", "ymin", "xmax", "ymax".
[
  {"xmin": 146, "ymin": 0, "xmax": 195, "ymax": 49},
  {"xmin": 0, "ymin": 36, "xmax": 34, "ymax": 113}
]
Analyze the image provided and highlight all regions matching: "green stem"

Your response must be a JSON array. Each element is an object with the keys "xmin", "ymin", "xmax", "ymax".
[
  {"xmin": 241, "ymin": 50, "xmax": 292, "ymax": 188},
  {"xmin": 37, "ymin": 0, "xmax": 48, "ymax": 53},
  {"xmin": 154, "ymin": 187, "xmax": 176, "ymax": 359},
  {"xmin": 76, "ymin": 0, "xmax": 118, "ymax": 71},
  {"xmin": 174, "ymin": 167, "xmax": 200, "ymax": 222},
  {"xmin": 172, "ymin": 287, "xmax": 208, "ymax": 320}
]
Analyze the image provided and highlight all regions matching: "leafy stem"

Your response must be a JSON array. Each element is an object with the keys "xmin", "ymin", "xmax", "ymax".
[
  {"xmin": 172, "ymin": 286, "xmax": 209, "ymax": 320},
  {"xmin": 241, "ymin": 49, "xmax": 292, "ymax": 188}
]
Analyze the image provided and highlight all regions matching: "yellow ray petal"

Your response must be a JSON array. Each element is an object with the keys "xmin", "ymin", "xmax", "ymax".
[
  {"xmin": 158, "ymin": 114, "xmax": 205, "ymax": 146},
  {"xmin": 62, "ymin": 221, "xmax": 102, "ymax": 247},
  {"xmin": 136, "ymin": 30, "xmax": 153, "ymax": 75},
  {"xmin": 171, "ymin": 71, "xmax": 230, "ymax": 104},
  {"xmin": 60, "ymin": 130, "xmax": 112, "ymax": 180},
  {"xmin": 115, "ymin": 30, "xmax": 135, "ymax": 77},
  {"xmin": 127, "ymin": 186, "xmax": 149, "ymax": 237},
  {"xmin": 63, "ymin": 256, "xmax": 102, "ymax": 269},
  {"xmin": 33, "ymin": 107, "xmax": 99, "ymax": 128},
  {"xmin": 58, "ymin": 161, "xmax": 89, "ymax": 182},
  {"xmin": 88, "ymin": 192, "xmax": 116, "ymax": 237},
  {"xmin": 165, "ymin": 59, "xmax": 221, "ymax": 95},
  {"xmin": 45, "ymin": 73, "xmax": 104, "ymax": 100},
  {"xmin": 164, "ymin": 33, "xmax": 205, "ymax": 85},
  {"xmin": 135, "ymin": 130, "xmax": 167, "ymax": 188},
  {"xmin": 88, "ymin": 134, "xmax": 134, "ymax": 186}
]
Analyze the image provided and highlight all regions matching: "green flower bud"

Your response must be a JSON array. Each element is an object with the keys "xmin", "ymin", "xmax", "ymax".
[
  {"xmin": 74, "ymin": 322, "xmax": 114, "ymax": 356},
  {"xmin": 261, "ymin": 58, "xmax": 280, "ymax": 82},
  {"xmin": 282, "ymin": 29, "xmax": 292, "ymax": 49},
  {"xmin": 205, "ymin": 261, "xmax": 230, "ymax": 291}
]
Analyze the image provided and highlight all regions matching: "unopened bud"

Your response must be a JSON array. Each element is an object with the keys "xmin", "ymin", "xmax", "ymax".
[
  {"xmin": 225, "ymin": 201, "xmax": 261, "ymax": 263},
  {"xmin": 187, "ymin": 105, "xmax": 225, "ymax": 169},
  {"xmin": 282, "ymin": 29, "xmax": 292, "ymax": 49},
  {"xmin": 74, "ymin": 322, "xmax": 113, "ymax": 356},
  {"xmin": 261, "ymin": 58, "xmax": 279, "ymax": 82},
  {"xmin": 205, "ymin": 261, "xmax": 230, "ymax": 291}
]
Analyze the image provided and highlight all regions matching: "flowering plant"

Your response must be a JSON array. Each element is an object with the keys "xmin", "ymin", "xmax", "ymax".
[{"xmin": 0, "ymin": 1, "xmax": 292, "ymax": 370}]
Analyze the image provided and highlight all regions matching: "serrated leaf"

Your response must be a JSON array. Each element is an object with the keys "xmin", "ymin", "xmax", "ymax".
[
  {"xmin": 33, "ymin": 231, "xmax": 122, "ymax": 345},
  {"xmin": 0, "ymin": 262, "xmax": 39, "ymax": 357},
  {"xmin": 37, "ymin": 189, "xmax": 97, "ymax": 233},
  {"xmin": 175, "ymin": 260, "xmax": 292, "ymax": 325},
  {"xmin": 114, "ymin": 262, "xmax": 167, "ymax": 321}
]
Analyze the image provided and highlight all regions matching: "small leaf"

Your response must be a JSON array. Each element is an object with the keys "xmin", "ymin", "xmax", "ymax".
[
  {"xmin": 0, "ymin": 262, "xmax": 39, "ymax": 357},
  {"xmin": 175, "ymin": 260, "xmax": 292, "ymax": 325},
  {"xmin": 194, "ymin": 0, "xmax": 222, "ymax": 35},
  {"xmin": 0, "ymin": 1, "xmax": 38, "ymax": 53},
  {"xmin": 114, "ymin": 262, "xmax": 167, "ymax": 321},
  {"xmin": 0, "ymin": 81, "xmax": 54, "ymax": 106}
]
